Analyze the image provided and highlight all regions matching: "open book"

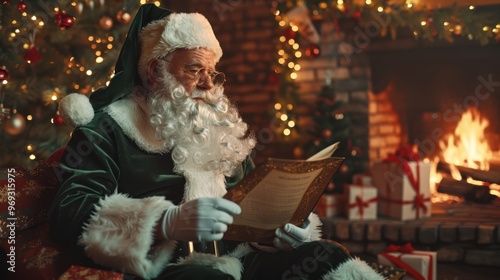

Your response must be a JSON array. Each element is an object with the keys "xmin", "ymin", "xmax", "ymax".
[{"xmin": 223, "ymin": 142, "xmax": 343, "ymax": 243}]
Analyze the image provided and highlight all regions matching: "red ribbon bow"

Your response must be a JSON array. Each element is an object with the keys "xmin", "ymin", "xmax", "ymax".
[
  {"xmin": 384, "ymin": 242, "xmax": 415, "ymax": 253},
  {"xmin": 349, "ymin": 195, "xmax": 377, "ymax": 218},
  {"xmin": 381, "ymin": 243, "xmax": 433, "ymax": 280}
]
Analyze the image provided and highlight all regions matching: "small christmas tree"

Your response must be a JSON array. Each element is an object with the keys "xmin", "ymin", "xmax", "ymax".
[
  {"xmin": 0, "ymin": 0, "xmax": 143, "ymax": 168},
  {"xmin": 304, "ymin": 70, "xmax": 363, "ymax": 192}
]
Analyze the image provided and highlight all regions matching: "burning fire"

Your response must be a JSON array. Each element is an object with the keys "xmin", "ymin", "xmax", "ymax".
[
  {"xmin": 439, "ymin": 107, "xmax": 492, "ymax": 171},
  {"xmin": 432, "ymin": 107, "xmax": 500, "ymax": 199}
]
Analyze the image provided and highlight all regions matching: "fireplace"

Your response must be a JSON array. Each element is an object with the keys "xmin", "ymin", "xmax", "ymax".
[
  {"xmin": 366, "ymin": 39, "xmax": 500, "ymax": 206},
  {"xmin": 368, "ymin": 42, "xmax": 500, "ymax": 157}
]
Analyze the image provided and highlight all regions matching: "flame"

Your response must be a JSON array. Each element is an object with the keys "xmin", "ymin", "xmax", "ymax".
[
  {"xmin": 433, "ymin": 107, "xmax": 498, "ymax": 201},
  {"xmin": 439, "ymin": 107, "xmax": 492, "ymax": 171}
]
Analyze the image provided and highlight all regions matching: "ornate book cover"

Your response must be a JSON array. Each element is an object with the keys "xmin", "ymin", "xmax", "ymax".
[{"xmin": 223, "ymin": 154, "xmax": 344, "ymax": 243}]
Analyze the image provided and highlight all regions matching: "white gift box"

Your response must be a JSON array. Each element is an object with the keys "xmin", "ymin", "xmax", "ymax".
[
  {"xmin": 372, "ymin": 161, "xmax": 432, "ymax": 221},
  {"xmin": 378, "ymin": 250, "xmax": 437, "ymax": 280},
  {"xmin": 345, "ymin": 185, "xmax": 377, "ymax": 220},
  {"xmin": 352, "ymin": 173, "xmax": 373, "ymax": 186},
  {"xmin": 315, "ymin": 193, "xmax": 345, "ymax": 218}
]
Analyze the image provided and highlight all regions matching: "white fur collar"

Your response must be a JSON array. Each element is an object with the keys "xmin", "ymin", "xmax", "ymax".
[
  {"xmin": 105, "ymin": 97, "xmax": 227, "ymax": 200},
  {"xmin": 105, "ymin": 97, "xmax": 167, "ymax": 154}
]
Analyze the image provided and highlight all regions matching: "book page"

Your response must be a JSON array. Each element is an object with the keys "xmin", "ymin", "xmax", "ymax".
[
  {"xmin": 232, "ymin": 168, "xmax": 323, "ymax": 229},
  {"xmin": 307, "ymin": 142, "xmax": 339, "ymax": 161},
  {"xmin": 224, "ymin": 157, "xmax": 344, "ymax": 242}
]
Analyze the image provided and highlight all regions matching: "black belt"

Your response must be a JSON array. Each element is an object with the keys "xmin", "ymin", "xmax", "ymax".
[{"xmin": 175, "ymin": 240, "xmax": 230, "ymax": 259}]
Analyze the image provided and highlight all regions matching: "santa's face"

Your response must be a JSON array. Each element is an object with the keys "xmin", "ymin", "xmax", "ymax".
[
  {"xmin": 144, "ymin": 52, "xmax": 255, "ymax": 180},
  {"xmin": 166, "ymin": 48, "xmax": 220, "ymax": 95}
]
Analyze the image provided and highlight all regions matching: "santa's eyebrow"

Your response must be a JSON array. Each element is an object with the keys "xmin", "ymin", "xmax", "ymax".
[{"xmin": 185, "ymin": 62, "xmax": 216, "ymax": 72}]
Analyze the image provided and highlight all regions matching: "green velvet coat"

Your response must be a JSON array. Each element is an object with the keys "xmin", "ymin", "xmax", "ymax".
[{"xmin": 48, "ymin": 109, "xmax": 255, "ymax": 253}]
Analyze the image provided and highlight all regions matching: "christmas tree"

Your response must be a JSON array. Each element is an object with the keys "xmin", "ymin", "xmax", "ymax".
[
  {"xmin": 304, "ymin": 71, "xmax": 363, "ymax": 192},
  {"xmin": 0, "ymin": 0, "xmax": 146, "ymax": 169}
]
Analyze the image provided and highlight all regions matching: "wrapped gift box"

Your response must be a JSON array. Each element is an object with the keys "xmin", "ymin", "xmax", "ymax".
[
  {"xmin": 58, "ymin": 265, "xmax": 123, "ymax": 280},
  {"xmin": 352, "ymin": 173, "xmax": 373, "ymax": 186},
  {"xmin": 345, "ymin": 185, "xmax": 377, "ymax": 220},
  {"xmin": 378, "ymin": 249, "xmax": 437, "ymax": 280},
  {"xmin": 372, "ymin": 161, "xmax": 431, "ymax": 221},
  {"xmin": 315, "ymin": 193, "xmax": 345, "ymax": 218}
]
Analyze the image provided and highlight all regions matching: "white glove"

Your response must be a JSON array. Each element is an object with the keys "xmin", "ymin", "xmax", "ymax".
[
  {"xmin": 160, "ymin": 197, "xmax": 241, "ymax": 242},
  {"xmin": 273, "ymin": 216, "xmax": 312, "ymax": 251}
]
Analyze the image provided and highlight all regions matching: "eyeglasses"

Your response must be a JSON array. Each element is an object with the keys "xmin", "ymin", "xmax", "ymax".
[
  {"xmin": 183, "ymin": 68, "xmax": 226, "ymax": 87},
  {"xmin": 161, "ymin": 58, "xmax": 226, "ymax": 87}
]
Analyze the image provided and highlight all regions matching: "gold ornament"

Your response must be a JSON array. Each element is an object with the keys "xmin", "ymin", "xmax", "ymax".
[
  {"xmin": 3, "ymin": 112, "xmax": 26, "ymax": 135},
  {"xmin": 99, "ymin": 16, "xmax": 113, "ymax": 30},
  {"xmin": 116, "ymin": 9, "xmax": 131, "ymax": 24}
]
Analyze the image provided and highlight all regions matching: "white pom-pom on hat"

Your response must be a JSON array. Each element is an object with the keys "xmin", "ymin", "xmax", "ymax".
[{"xmin": 58, "ymin": 93, "xmax": 95, "ymax": 127}]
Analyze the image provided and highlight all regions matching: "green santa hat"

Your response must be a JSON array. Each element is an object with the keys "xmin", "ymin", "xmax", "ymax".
[{"xmin": 59, "ymin": 4, "xmax": 222, "ymax": 127}]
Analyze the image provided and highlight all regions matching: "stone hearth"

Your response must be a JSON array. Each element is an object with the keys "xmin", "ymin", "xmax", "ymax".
[{"xmin": 321, "ymin": 199, "xmax": 500, "ymax": 267}]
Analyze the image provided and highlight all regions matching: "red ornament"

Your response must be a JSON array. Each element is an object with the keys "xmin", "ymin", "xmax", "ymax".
[
  {"xmin": 268, "ymin": 72, "xmax": 279, "ymax": 85},
  {"xmin": 55, "ymin": 10, "xmax": 75, "ymax": 30},
  {"xmin": 304, "ymin": 44, "xmax": 320, "ymax": 59},
  {"xmin": 322, "ymin": 129, "xmax": 332, "ymax": 138},
  {"xmin": 3, "ymin": 1, "xmax": 11, "ymax": 6},
  {"xmin": 23, "ymin": 46, "xmax": 42, "ymax": 64},
  {"xmin": 0, "ymin": 66, "xmax": 10, "ymax": 81},
  {"xmin": 352, "ymin": 11, "xmax": 361, "ymax": 20},
  {"xmin": 282, "ymin": 26, "xmax": 296, "ymax": 40},
  {"xmin": 53, "ymin": 114, "xmax": 64, "ymax": 125},
  {"xmin": 17, "ymin": 0, "xmax": 26, "ymax": 12},
  {"xmin": 343, "ymin": 4, "xmax": 350, "ymax": 15}
]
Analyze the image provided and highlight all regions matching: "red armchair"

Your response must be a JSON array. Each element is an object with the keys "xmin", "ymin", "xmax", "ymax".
[{"xmin": 0, "ymin": 148, "xmax": 117, "ymax": 279}]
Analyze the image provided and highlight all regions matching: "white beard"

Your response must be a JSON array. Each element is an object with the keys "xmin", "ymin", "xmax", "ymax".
[{"xmin": 142, "ymin": 68, "xmax": 255, "ymax": 202}]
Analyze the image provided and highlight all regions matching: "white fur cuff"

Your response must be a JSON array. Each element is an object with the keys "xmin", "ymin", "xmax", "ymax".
[
  {"xmin": 79, "ymin": 193, "xmax": 177, "ymax": 279},
  {"xmin": 307, "ymin": 212, "xmax": 323, "ymax": 241},
  {"xmin": 322, "ymin": 257, "xmax": 384, "ymax": 280}
]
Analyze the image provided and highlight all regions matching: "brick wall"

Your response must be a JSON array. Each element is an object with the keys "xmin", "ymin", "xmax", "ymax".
[{"xmin": 368, "ymin": 89, "xmax": 403, "ymax": 165}]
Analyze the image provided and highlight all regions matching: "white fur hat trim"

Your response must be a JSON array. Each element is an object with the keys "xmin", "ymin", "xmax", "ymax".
[
  {"xmin": 59, "ymin": 93, "xmax": 94, "ymax": 127},
  {"xmin": 138, "ymin": 13, "xmax": 222, "ymax": 84}
]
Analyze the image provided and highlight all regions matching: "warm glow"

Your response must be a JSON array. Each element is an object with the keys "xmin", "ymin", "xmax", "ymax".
[{"xmin": 439, "ymin": 107, "xmax": 492, "ymax": 171}]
